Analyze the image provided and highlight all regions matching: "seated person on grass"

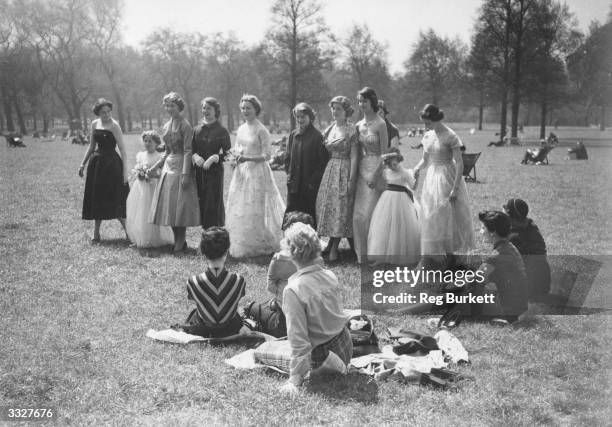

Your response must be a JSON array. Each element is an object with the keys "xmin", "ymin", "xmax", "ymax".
[
  {"xmin": 279, "ymin": 223, "xmax": 352, "ymax": 397},
  {"xmin": 242, "ymin": 211, "xmax": 323, "ymax": 337},
  {"xmin": 474, "ymin": 211, "xmax": 529, "ymax": 324},
  {"xmin": 567, "ymin": 141, "xmax": 588, "ymax": 160},
  {"xmin": 175, "ymin": 227, "xmax": 246, "ymax": 338},
  {"xmin": 503, "ymin": 198, "xmax": 551, "ymax": 299}
]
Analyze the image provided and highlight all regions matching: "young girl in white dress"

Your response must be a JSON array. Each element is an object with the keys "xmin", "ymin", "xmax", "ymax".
[
  {"xmin": 367, "ymin": 148, "xmax": 421, "ymax": 265},
  {"xmin": 126, "ymin": 131, "xmax": 173, "ymax": 248}
]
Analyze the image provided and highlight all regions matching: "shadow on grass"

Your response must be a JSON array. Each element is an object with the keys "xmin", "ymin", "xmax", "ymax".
[{"xmin": 305, "ymin": 373, "xmax": 379, "ymax": 405}]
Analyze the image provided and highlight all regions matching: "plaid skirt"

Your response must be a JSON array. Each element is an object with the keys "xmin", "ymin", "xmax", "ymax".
[{"xmin": 311, "ymin": 327, "xmax": 353, "ymax": 368}]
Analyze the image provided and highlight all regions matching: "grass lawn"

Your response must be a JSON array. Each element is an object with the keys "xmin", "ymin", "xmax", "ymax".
[{"xmin": 1, "ymin": 125, "xmax": 611, "ymax": 425}]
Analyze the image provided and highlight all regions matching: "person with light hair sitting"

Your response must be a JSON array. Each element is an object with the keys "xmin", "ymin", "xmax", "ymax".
[{"xmin": 279, "ymin": 222, "xmax": 352, "ymax": 397}]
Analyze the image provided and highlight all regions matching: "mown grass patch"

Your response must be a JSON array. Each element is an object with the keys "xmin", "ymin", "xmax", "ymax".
[{"xmin": 1, "ymin": 126, "xmax": 611, "ymax": 425}]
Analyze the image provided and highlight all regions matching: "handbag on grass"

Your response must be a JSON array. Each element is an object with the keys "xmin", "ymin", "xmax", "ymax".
[
  {"xmin": 243, "ymin": 298, "xmax": 287, "ymax": 338},
  {"xmin": 347, "ymin": 314, "xmax": 380, "ymax": 356}
]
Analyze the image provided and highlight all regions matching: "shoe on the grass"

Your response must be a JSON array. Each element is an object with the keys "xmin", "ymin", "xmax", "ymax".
[{"xmin": 490, "ymin": 318, "xmax": 510, "ymax": 326}]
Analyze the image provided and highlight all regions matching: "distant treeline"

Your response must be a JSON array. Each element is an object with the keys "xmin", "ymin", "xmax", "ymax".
[{"xmin": 1, "ymin": 0, "xmax": 610, "ymax": 140}]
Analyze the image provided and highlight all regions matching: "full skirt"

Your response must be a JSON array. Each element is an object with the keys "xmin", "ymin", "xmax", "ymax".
[
  {"xmin": 82, "ymin": 151, "xmax": 129, "ymax": 220},
  {"xmin": 417, "ymin": 163, "xmax": 475, "ymax": 255},
  {"xmin": 367, "ymin": 191, "xmax": 420, "ymax": 265},
  {"xmin": 352, "ymin": 156, "xmax": 382, "ymax": 263},
  {"xmin": 316, "ymin": 158, "xmax": 353, "ymax": 238},
  {"xmin": 226, "ymin": 161, "xmax": 285, "ymax": 258},
  {"xmin": 126, "ymin": 178, "xmax": 173, "ymax": 247},
  {"xmin": 149, "ymin": 154, "xmax": 200, "ymax": 227}
]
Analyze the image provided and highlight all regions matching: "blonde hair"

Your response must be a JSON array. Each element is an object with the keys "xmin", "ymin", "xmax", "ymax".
[{"xmin": 281, "ymin": 223, "xmax": 321, "ymax": 263}]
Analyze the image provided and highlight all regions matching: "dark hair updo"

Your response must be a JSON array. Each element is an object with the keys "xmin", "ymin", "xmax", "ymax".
[
  {"xmin": 357, "ymin": 87, "xmax": 379, "ymax": 112},
  {"xmin": 93, "ymin": 98, "xmax": 113, "ymax": 116}
]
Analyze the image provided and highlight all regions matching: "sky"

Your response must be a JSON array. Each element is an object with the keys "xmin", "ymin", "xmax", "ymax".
[{"xmin": 123, "ymin": 0, "xmax": 611, "ymax": 74}]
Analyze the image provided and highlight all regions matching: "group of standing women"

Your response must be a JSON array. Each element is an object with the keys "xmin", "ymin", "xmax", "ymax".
[{"xmin": 79, "ymin": 86, "xmax": 475, "ymax": 264}]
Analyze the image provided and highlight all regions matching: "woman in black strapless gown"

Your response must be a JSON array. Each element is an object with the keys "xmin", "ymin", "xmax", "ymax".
[{"xmin": 79, "ymin": 98, "xmax": 130, "ymax": 242}]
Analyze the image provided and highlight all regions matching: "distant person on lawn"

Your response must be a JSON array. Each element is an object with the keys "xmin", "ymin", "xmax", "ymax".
[
  {"xmin": 279, "ymin": 223, "xmax": 352, "ymax": 397},
  {"xmin": 175, "ymin": 227, "xmax": 246, "ymax": 338},
  {"xmin": 503, "ymin": 198, "xmax": 551, "ymax": 299}
]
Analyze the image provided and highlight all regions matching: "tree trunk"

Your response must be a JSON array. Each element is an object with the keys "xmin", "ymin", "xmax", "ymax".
[
  {"xmin": 600, "ymin": 105, "xmax": 606, "ymax": 131},
  {"xmin": 43, "ymin": 114, "xmax": 49, "ymax": 134},
  {"xmin": 500, "ymin": 89, "xmax": 508, "ymax": 142},
  {"xmin": 13, "ymin": 96, "xmax": 27, "ymax": 135},
  {"xmin": 478, "ymin": 88, "xmax": 484, "ymax": 131},
  {"xmin": 539, "ymin": 99, "xmax": 547, "ymax": 139},
  {"xmin": 148, "ymin": 116, "xmax": 153, "ymax": 130}
]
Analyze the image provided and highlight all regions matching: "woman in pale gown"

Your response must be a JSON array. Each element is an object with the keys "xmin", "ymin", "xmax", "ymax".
[
  {"xmin": 414, "ymin": 104, "xmax": 475, "ymax": 259},
  {"xmin": 226, "ymin": 94, "xmax": 285, "ymax": 258},
  {"xmin": 352, "ymin": 87, "xmax": 389, "ymax": 264}
]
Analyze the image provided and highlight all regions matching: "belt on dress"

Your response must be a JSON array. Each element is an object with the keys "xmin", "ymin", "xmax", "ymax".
[{"xmin": 386, "ymin": 183, "xmax": 414, "ymax": 202}]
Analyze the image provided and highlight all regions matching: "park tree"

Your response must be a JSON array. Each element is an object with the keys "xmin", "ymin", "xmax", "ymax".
[
  {"xmin": 21, "ymin": 0, "xmax": 99, "ymax": 130},
  {"xmin": 340, "ymin": 23, "xmax": 391, "ymax": 95},
  {"xmin": 567, "ymin": 17, "xmax": 612, "ymax": 130},
  {"xmin": 205, "ymin": 32, "xmax": 253, "ymax": 131},
  {"xmin": 87, "ymin": 0, "xmax": 130, "ymax": 130},
  {"xmin": 0, "ymin": 0, "xmax": 27, "ymax": 132},
  {"xmin": 466, "ymin": 28, "xmax": 499, "ymax": 130},
  {"xmin": 263, "ymin": 0, "xmax": 332, "ymax": 128},
  {"xmin": 143, "ymin": 28, "xmax": 207, "ymax": 125},
  {"xmin": 402, "ymin": 29, "xmax": 466, "ymax": 110},
  {"xmin": 471, "ymin": 0, "xmax": 536, "ymax": 141},
  {"xmin": 523, "ymin": 0, "xmax": 581, "ymax": 137}
]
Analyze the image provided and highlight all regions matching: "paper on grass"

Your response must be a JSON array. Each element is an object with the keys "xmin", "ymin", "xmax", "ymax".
[{"xmin": 146, "ymin": 328, "xmax": 276, "ymax": 344}]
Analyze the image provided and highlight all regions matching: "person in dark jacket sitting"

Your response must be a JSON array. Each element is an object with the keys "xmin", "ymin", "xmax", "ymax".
[{"xmin": 503, "ymin": 198, "xmax": 551, "ymax": 299}]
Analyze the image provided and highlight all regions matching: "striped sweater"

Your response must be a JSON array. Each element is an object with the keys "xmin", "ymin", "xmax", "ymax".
[{"xmin": 187, "ymin": 268, "xmax": 246, "ymax": 326}]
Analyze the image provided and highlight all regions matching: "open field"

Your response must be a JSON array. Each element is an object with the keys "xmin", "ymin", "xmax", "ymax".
[{"xmin": 1, "ymin": 126, "xmax": 611, "ymax": 425}]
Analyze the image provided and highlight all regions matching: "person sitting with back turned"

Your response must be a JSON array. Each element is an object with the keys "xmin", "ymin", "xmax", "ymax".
[
  {"xmin": 503, "ymin": 198, "xmax": 551, "ymax": 299},
  {"xmin": 279, "ymin": 223, "xmax": 352, "ymax": 397},
  {"xmin": 176, "ymin": 227, "xmax": 246, "ymax": 338}
]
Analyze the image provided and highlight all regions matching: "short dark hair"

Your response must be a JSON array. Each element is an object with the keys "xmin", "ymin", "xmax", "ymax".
[
  {"xmin": 478, "ymin": 210, "xmax": 511, "ymax": 238},
  {"xmin": 282, "ymin": 211, "xmax": 314, "ymax": 231},
  {"xmin": 201, "ymin": 97, "xmax": 221, "ymax": 119},
  {"xmin": 200, "ymin": 227, "xmax": 230, "ymax": 259},
  {"xmin": 93, "ymin": 98, "xmax": 113, "ymax": 116},
  {"xmin": 357, "ymin": 87, "xmax": 379, "ymax": 112},
  {"xmin": 503, "ymin": 198, "xmax": 529, "ymax": 220},
  {"xmin": 420, "ymin": 104, "xmax": 444, "ymax": 122}
]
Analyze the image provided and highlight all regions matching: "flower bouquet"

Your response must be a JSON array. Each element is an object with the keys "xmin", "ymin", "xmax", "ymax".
[
  {"xmin": 130, "ymin": 163, "xmax": 150, "ymax": 182},
  {"xmin": 225, "ymin": 146, "xmax": 244, "ymax": 168}
]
